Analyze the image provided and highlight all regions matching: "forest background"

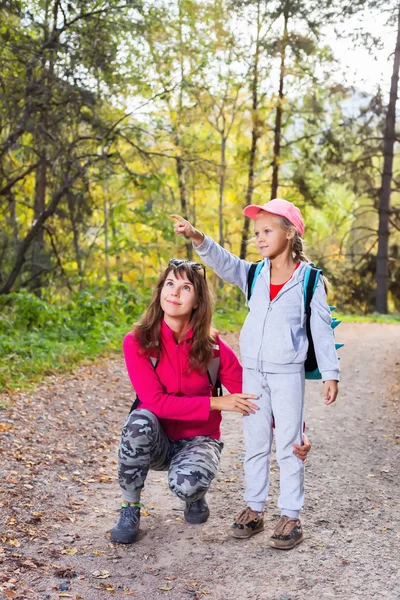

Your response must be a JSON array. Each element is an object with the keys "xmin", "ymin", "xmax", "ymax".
[{"xmin": 0, "ymin": 0, "xmax": 399, "ymax": 392}]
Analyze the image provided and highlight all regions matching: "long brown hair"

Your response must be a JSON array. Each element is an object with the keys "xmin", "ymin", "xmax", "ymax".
[
  {"xmin": 275, "ymin": 215, "xmax": 329, "ymax": 293},
  {"xmin": 134, "ymin": 261, "xmax": 216, "ymax": 373}
]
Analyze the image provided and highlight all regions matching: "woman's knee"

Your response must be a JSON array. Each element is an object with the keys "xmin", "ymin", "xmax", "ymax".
[
  {"xmin": 123, "ymin": 409, "xmax": 158, "ymax": 438},
  {"xmin": 120, "ymin": 409, "xmax": 159, "ymax": 457},
  {"xmin": 168, "ymin": 469, "xmax": 211, "ymax": 502}
]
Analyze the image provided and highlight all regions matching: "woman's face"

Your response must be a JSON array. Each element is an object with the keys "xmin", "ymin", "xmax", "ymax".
[{"xmin": 160, "ymin": 270, "xmax": 198, "ymax": 319}]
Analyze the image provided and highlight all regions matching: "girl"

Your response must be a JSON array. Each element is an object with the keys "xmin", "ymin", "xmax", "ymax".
[
  {"xmin": 111, "ymin": 259, "xmax": 313, "ymax": 544},
  {"xmin": 171, "ymin": 199, "xmax": 339, "ymax": 550}
]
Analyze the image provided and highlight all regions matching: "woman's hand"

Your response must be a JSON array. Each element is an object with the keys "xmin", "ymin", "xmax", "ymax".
[
  {"xmin": 324, "ymin": 380, "xmax": 338, "ymax": 405},
  {"xmin": 170, "ymin": 214, "xmax": 204, "ymax": 246},
  {"xmin": 210, "ymin": 394, "xmax": 259, "ymax": 415},
  {"xmin": 293, "ymin": 433, "xmax": 311, "ymax": 464}
]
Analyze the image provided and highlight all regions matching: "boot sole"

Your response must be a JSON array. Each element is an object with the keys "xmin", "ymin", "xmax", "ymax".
[
  {"xmin": 110, "ymin": 530, "xmax": 138, "ymax": 544},
  {"xmin": 228, "ymin": 524, "xmax": 264, "ymax": 539},
  {"xmin": 184, "ymin": 509, "xmax": 210, "ymax": 525},
  {"xmin": 268, "ymin": 532, "xmax": 304, "ymax": 550}
]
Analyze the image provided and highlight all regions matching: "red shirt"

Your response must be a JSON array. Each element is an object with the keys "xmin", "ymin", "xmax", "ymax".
[
  {"xmin": 270, "ymin": 263, "xmax": 300, "ymax": 300},
  {"xmin": 123, "ymin": 320, "xmax": 243, "ymax": 440}
]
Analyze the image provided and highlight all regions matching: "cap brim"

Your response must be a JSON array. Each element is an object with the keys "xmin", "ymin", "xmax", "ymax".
[{"xmin": 243, "ymin": 205, "xmax": 264, "ymax": 219}]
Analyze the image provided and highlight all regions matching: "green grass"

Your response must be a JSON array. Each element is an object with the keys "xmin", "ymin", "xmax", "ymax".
[
  {"xmin": 0, "ymin": 286, "xmax": 143, "ymax": 394},
  {"xmin": 335, "ymin": 313, "xmax": 400, "ymax": 324}
]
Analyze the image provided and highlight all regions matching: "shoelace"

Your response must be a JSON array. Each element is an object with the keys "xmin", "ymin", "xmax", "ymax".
[
  {"xmin": 235, "ymin": 507, "xmax": 259, "ymax": 525},
  {"xmin": 274, "ymin": 516, "xmax": 297, "ymax": 536},
  {"xmin": 119, "ymin": 505, "xmax": 139, "ymax": 526}
]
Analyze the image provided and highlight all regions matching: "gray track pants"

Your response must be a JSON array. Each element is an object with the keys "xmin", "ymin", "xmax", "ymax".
[
  {"xmin": 118, "ymin": 409, "xmax": 223, "ymax": 504},
  {"xmin": 242, "ymin": 368, "xmax": 305, "ymax": 517}
]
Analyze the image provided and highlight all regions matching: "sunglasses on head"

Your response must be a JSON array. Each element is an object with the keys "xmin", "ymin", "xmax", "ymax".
[{"xmin": 168, "ymin": 258, "xmax": 206, "ymax": 279}]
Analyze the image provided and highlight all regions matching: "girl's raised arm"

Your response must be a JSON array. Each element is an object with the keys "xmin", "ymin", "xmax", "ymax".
[{"xmin": 170, "ymin": 214, "xmax": 252, "ymax": 293}]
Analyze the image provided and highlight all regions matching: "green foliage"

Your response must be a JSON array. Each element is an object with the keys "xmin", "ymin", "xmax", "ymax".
[{"xmin": 0, "ymin": 285, "xmax": 147, "ymax": 391}]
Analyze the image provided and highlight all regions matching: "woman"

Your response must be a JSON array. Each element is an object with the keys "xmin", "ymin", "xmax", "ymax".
[{"xmin": 111, "ymin": 259, "xmax": 310, "ymax": 544}]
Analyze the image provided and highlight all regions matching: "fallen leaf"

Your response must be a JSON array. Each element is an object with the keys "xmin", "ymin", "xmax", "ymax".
[
  {"xmin": 92, "ymin": 570, "xmax": 111, "ymax": 579},
  {"xmin": 165, "ymin": 576, "xmax": 177, "ymax": 581},
  {"xmin": 159, "ymin": 584, "xmax": 173, "ymax": 591},
  {"xmin": 61, "ymin": 548, "xmax": 77, "ymax": 555}
]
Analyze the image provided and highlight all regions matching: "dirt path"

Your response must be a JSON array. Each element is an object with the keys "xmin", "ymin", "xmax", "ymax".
[{"xmin": 1, "ymin": 323, "xmax": 399, "ymax": 600}]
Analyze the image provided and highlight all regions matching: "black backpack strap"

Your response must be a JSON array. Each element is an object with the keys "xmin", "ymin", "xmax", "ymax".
[
  {"xmin": 304, "ymin": 264, "xmax": 322, "ymax": 374},
  {"xmin": 304, "ymin": 266, "xmax": 319, "ymax": 316},
  {"xmin": 247, "ymin": 261, "xmax": 261, "ymax": 302}
]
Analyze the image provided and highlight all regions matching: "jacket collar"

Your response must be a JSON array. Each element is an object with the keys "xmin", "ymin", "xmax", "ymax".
[
  {"xmin": 261, "ymin": 258, "xmax": 307, "ymax": 284},
  {"xmin": 161, "ymin": 319, "xmax": 194, "ymax": 343}
]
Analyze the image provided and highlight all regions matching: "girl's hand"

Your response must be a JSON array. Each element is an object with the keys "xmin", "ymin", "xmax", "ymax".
[
  {"xmin": 324, "ymin": 380, "xmax": 338, "ymax": 405},
  {"xmin": 170, "ymin": 214, "xmax": 204, "ymax": 246},
  {"xmin": 293, "ymin": 433, "xmax": 311, "ymax": 464},
  {"xmin": 210, "ymin": 393, "xmax": 259, "ymax": 415}
]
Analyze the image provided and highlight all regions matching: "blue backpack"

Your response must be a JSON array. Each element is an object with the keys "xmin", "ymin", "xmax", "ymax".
[{"xmin": 246, "ymin": 261, "xmax": 343, "ymax": 380}]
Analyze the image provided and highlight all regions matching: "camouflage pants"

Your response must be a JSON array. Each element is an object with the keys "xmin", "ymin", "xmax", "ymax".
[{"xmin": 118, "ymin": 409, "xmax": 223, "ymax": 503}]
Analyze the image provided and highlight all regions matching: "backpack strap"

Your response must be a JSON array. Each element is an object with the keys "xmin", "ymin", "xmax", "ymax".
[
  {"xmin": 303, "ymin": 263, "xmax": 323, "ymax": 377},
  {"xmin": 207, "ymin": 346, "xmax": 222, "ymax": 397},
  {"xmin": 247, "ymin": 260, "xmax": 264, "ymax": 301},
  {"xmin": 303, "ymin": 263, "xmax": 322, "ymax": 314}
]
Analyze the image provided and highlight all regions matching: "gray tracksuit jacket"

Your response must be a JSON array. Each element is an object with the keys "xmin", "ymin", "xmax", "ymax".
[{"xmin": 195, "ymin": 235, "xmax": 340, "ymax": 382}]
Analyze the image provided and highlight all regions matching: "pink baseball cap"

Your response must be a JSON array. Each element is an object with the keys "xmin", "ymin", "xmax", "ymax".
[{"xmin": 243, "ymin": 198, "xmax": 305, "ymax": 237}]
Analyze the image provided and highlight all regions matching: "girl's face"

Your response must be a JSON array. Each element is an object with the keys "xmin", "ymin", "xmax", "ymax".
[
  {"xmin": 254, "ymin": 212, "xmax": 294, "ymax": 258},
  {"xmin": 160, "ymin": 270, "xmax": 198, "ymax": 320}
]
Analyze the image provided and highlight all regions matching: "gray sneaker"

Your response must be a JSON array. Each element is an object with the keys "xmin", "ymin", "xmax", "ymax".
[{"xmin": 110, "ymin": 504, "xmax": 140, "ymax": 544}]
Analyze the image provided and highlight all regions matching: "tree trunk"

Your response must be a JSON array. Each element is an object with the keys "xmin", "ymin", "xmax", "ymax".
[
  {"xmin": 176, "ymin": 156, "xmax": 193, "ymax": 260},
  {"xmin": 375, "ymin": 7, "xmax": 400, "ymax": 313},
  {"xmin": 104, "ymin": 197, "xmax": 110, "ymax": 283},
  {"xmin": 67, "ymin": 193, "xmax": 84, "ymax": 288},
  {"xmin": 9, "ymin": 193, "xmax": 19, "ymax": 250},
  {"xmin": 239, "ymin": 0, "xmax": 262, "ymax": 261},
  {"xmin": 219, "ymin": 137, "xmax": 227, "ymax": 249},
  {"xmin": 110, "ymin": 203, "xmax": 123, "ymax": 283},
  {"xmin": 30, "ymin": 157, "xmax": 47, "ymax": 295},
  {"xmin": 270, "ymin": 5, "xmax": 289, "ymax": 200}
]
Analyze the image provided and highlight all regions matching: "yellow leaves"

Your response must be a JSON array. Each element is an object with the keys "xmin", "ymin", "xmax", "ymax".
[
  {"xmin": 0, "ymin": 423, "xmax": 13, "ymax": 431},
  {"xmin": 60, "ymin": 548, "xmax": 77, "ymax": 555},
  {"xmin": 97, "ymin": 475, "xmax": 114, "ymax": 483},
  {"xmin": 57, "ymin": 475, "xmax": 68, "ymax": 481},
  {"xmin": 159, "ymin": 584, "xmax": 173, "ymax": 591},
  {"xmin": 7, "ymin": 539, "xmax": 21, "ymax": 548},
  {"xmin": 100, "ymin": 583, "xmax": 116, "ymax": 591}
]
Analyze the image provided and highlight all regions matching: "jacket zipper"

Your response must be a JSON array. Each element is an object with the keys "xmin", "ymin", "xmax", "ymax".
[{"xmin": 176, "ymin": 343, "xmax": 181, "ymax": 394}]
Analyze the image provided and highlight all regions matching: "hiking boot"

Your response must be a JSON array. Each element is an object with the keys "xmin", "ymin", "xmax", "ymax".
[
  {"xmin": 110, "ymin": 504, "xmax": 140, "ymax": 544},
  {"xmin": 228, "ymin": 507, "xmax": 264, "ymax": 539},
  {"xmin": 184, "ymin": 497, "xmax": 210, "ymax": 524},
  {"xmin": 268, "ymin": 516, "xmax": 304, "ymax": 550}
]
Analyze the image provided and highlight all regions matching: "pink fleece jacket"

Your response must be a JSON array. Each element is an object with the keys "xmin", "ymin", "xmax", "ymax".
[{"xmin": 123, "ymin": 320, "xmax": 242, "ymax": 440}]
